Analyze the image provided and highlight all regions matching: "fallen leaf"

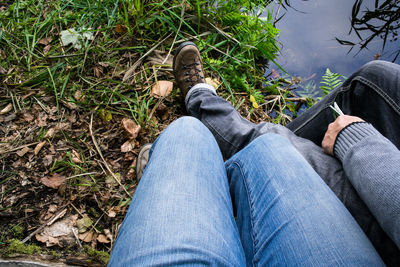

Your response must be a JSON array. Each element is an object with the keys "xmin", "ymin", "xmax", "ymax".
[
  {"xmin": 71, "ymin": 150, "xmax": 83, "ymax": 164},
  {"xmin": 99, "ymin": 109, "xmax": 112, "ymax": 122},
  {"xmin": 205, "ymin": 77, "xmax": 221, "ymax": 89},
  {"xmin": 43, "ymin": 154, "xmax": 53, "ymax": 167},
  {"xmin": 44, "ymin": 128, "xmax": 56, "ymax": 138},
  {"xmin": 250, "ymin": 95, "xmax": 259, "ymax": 109},
  {"xmin": 97, "ymin": 234, "xmax": 110, "ymax": 243},
  {"xmin": 98, "ymin": 62, "xmax": 109, "ymax": 68},
  {"xmin": 43, "ymin": 44, "xmax": 51, "ymax": 54},
  {"xmin": 41, "ymin": 173, "xmax": 66, "ymax": 189},
  {"xmin": 38, "ymin": 37, "xmax": 52, "ymax": 46},
  {"xmin": 94, "ymin": 65, "xmax": 104, "ymax": 78},
  {"xmin": 151, "ymin": 80, "xmax": 173, "ymax": 98},
  {"xmin": 0, "ymin": 103, "xmax": 12, "ymax": 115},
  {"xmin": 122, "ymin": 118, "xmax": 141, "ymax": 139},
  {"xmin": 34, "ymin": 141, "xmax": 46, "ymax": 155},
  {"xmin": 104, "ymin": 229, "xmax": 113, "ymax": 240},
  {"xmin": 78, "ymin": 230, "xmax": 94, "ymax": 243},
  {"xmin": 121, "ymin": 140, "xmax": 135, "ymax": 153},
  {"xmin": 16, "ymin": 147, "xmax": 30, "ymax": 157},
  {"xmin": 23, "ymin": 113, "xmax": 34, "ymax": 122},
  {"xmin": 74, "ymin": 90, "xmax": 83, "ymax": 101},
  {"xmin": 105, "ymin": 173, "xmax": 121, "ymax": 187},
  {"xmin": 107, "ymin": 208, "xmax": 116, "ymax": 218},
  {"xmin": 115, "ymin": 24, "xmax": 127, "ymax": 34},
  {"xmin": 61, "ymin": 100, "xmax": 78, "ymax": 110},
  {"xmin": 60, "ymin": 28, "xmax": 94, "ymax": 49},
  {"xmin": 48, "ymin": 205, "xmax": 58, "ymax": 213},
  {"xmin": 76, "ymin": 216, "xmax": 93, "ymax": 233},
  {"xmin": 35, "ymin": 216, "xmax": 77, "ymax": 247}
]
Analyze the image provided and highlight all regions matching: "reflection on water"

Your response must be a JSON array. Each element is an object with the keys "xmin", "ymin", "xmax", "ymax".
[{"xmin": 269, "ymin": 0, "xmax": 400, "ymax": 97}]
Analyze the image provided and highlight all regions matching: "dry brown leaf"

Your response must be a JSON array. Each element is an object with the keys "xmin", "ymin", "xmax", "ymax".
[
  {"xmin": 121, "ymin": 118, "xmax": 141, "ymax": 139},
  {"xmin": 48, "ymin": 204, "xmax": 58, "ymax": 213},
  {"xmin": 0, "ymin": 103, "xmax": 12, "ymax": 115},
  {"xmin": 98, "ymin": 62, "xmax": 109, "ymax": 68},
  {"xmin": 78, "ymin": 230, "xmax": 94, "ymax": 243},
  {"xmin": 97, "ymin": 234, "xmax": 110, "ymax": 244},
  {"xmin": 34, "ymin": 141, "xmax": 46, "ymax": 155},
  {"xmin": 74, "ymin": 90, "xmax": 83, "ymax": 101},
  {"xmin": 23, "ymin": 113, "xmax": 34, "ymax": 122},
  {"xmin": 107, "ymin": 208, "xmax": 116, "ymax": 218},
  {"xmin": 41, "ymin": 173, "xmax": 66, "ymax": 189},
  {"xmin": 71, "ymin": 150, "xmax": 83, "ymax": 164},
  {"xmin": 104, "ymin": 229, "xmax": 113, "ymax": 242},
  {"xmin": 115, "ymin": 24, "xmax": 127, "ymax": 34},
  {"xmin": 16, "ymin": 147, "xmax": 30, "ymax": 157},
  {"xmin": 43, "ymin": 154, "xmax": 53, "ymax": 167},
  {"xmin": 43, "ymin": 44, "xmax": 51, "ymax": 54},
  {"xmin": 44, "ymin": 128, "xmax": 56, "ymax": 138},
  {"xmin": 94, "ymin": 65, "xmax": 104, "ymax": 78},
  {"xmin": 61, "ymin": 100, "xmax": 78, "ymax": 110},
  {"xmin": 205, "ymin": 77, "xmax": 221, "ymax": 89},
  {"xmin": 38, "ymin": 37, "xmax": 52, "ymax": 46},
  {"xmin": 151, "ymin": 80, "xmax": 173, "ymax": 98},
  {"xmin": 35, "ymin": 216, "xmax": 77, "ymax": 247},
  {"xmin": 121, "ymin": 140, "xmax": 135, "ymax": 153}
]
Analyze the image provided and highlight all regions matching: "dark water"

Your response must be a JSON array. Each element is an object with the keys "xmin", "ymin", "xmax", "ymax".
[{"xmin": 268, "ymin": 0, "xmax": 400, "ymax": 96}]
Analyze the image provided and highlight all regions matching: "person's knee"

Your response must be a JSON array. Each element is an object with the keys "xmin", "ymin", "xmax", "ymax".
[
  {"xmin": 173, "ymin": 116, "xmax": 204, "ymax": 130},
  {"xmin": 166, "ymin": 116, "xmax": 211, "ymax": 139},
  {"xmin": 358, "ymin": 60, "xmax": 400, "ymax": 82}
]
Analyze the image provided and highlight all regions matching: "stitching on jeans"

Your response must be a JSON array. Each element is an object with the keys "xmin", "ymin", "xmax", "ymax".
[
  {"xmin": 230, "ymin": 161, "xmax": 257, "ymax": 267},
  {"xmin": 292, "ymin": 75, "xmax": 400, "ymax": 133},
  {"xmin": 356, "ymin": 76, "xmax": 400, "ymax": 115}
]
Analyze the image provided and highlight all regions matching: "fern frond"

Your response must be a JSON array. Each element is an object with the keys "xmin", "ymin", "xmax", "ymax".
[{"xmin": 320, "ymin": 68, "xmax": 345, "ymax": 96}]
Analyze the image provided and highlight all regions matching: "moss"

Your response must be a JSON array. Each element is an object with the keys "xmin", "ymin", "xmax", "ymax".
[
  {"xmin": 11, "ymin": 225, "xmax": 24, "ymax": 238},
  {"xmin": 5, "ymin": 239, "xmax": 41, "ymax": 256},
  {"xmin": 50, "ymin": 250, "xmax": 60, "ymax": 257},
  {"xmin": 84, "ymin": 245, "xmax": 110, "ymax": 265}
]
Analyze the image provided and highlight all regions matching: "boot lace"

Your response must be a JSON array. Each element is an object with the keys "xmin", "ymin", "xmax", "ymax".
[{"xmin": 183, "ymin": 62, "xmax": 204, "ymax": 89}]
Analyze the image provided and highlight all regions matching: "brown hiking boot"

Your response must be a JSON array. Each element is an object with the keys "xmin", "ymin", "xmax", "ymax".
[{"xmin": 173, "ymin": 42, "xmax": 206, "ymax": 98}]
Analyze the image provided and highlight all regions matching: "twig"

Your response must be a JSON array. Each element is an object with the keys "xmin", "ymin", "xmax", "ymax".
[
  {"xmin": 72, "ymin": 228, "xmax": 83, "ymax": 249},
  {"xmin": 22, "ymin": 207, "xmax": 68, "ymax": 243},
  {"xmin": 89, "ymin": 113, "xmax": 131, "ymax": 197},
  {"xmin": 0, "ymin": 142, "xmax": 39, "ymax": 155}
]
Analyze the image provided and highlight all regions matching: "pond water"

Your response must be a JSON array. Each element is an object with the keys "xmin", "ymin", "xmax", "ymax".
[{"xmin": 269, "ymin": 0, "xmax": 400, "ymax": 97}]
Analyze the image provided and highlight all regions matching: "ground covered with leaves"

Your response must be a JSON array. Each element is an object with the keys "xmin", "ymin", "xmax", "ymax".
[{"xmin": 0, "ymin": 0, "xmax": 308, "ymax": 265}]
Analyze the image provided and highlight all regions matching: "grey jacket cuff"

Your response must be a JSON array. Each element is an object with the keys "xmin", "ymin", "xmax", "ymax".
[{"xmin": 334, "ymin": 122, "xmax": 380, "ymax": 161}]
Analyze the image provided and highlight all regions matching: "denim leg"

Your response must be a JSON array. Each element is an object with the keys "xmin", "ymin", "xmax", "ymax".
[
  {"xmin": 186, "ymin": 82, "xmax": 399, "ymax": 264},
  {"xmin": 108, "ymin": 117, "xmax": 245, "ymax": 267},
  {"xmin": 226, "ymin": 133, "xmax": 384, "ymax": 266},
  {"xmin": 287, "ymin": 60, "xmax": 400, "ymax": 149}
]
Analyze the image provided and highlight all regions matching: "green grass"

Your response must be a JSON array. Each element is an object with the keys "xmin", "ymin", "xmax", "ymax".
[{"xmin": 0, "ymin": 0, "xmax": 292, "ymax": 261}]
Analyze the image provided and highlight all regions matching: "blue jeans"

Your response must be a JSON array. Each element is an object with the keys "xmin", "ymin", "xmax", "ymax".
[
  {"xmin": 109, "ymin": 117, "xmax": 383, "ymax": 266},
  {"xmin": 186, "ymin": 60, "xmax": 400, "ymax": 264}
]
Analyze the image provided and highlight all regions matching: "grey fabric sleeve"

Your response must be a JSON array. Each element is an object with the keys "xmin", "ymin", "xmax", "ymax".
[{"xmin": 334, "ymin": 122, "xmax": 400, "ymax": 248}]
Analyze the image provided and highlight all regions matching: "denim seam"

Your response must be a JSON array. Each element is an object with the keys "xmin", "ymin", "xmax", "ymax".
[
  {"xmin": 231, "ymin": 161, "xmax": 257, "ymax": 267},
  {"xmin": 356, "ymin": 76, "xmax": 400, "ymax": 115},
  {"xmin": 292, "ymin": 76, "xmax": 400, "ymax": 134}
]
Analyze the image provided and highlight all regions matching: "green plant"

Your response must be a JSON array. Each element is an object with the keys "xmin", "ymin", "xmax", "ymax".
[{"xmin": 320, "ymin": 68, "xmax": 345, "ymax": 96}]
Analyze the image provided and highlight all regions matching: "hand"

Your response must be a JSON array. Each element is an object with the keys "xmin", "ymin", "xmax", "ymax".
[{"xmin": 322, "ymin": 115, "xmax": 365, "ymax": 156}]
